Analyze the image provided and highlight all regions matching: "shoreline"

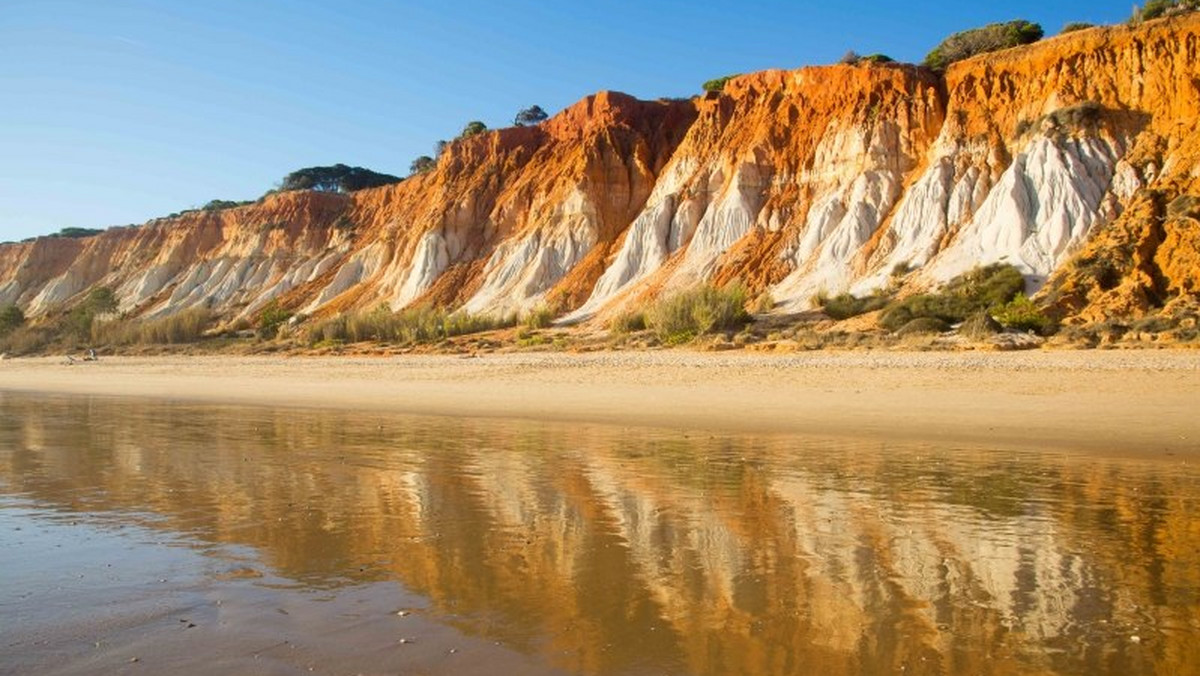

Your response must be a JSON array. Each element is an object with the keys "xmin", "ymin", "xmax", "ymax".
[{"xmin": 1, "ymin": 351, "xmax": 1198, "ymax": 455}]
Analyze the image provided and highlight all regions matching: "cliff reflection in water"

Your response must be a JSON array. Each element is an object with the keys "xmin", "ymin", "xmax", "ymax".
[{"xmin": 1, "ymin": 392, "xmax": 1198, "ymax": 676}]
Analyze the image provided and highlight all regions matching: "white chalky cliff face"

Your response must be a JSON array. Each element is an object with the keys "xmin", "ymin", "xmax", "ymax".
[
  {"xmin": 573, "ymin": 65, "xmax": 945, "ymax": 319},
  {"xmin": 921, "ymin": 133, "xmax": 1122, "ymax": 288},
  {"xmin": 2, "ymin": 16, "xmax": 1198, "ymax": 325},
  {"xmin": 0, "ymin": 191, "xmax": 355, "ymax": 319}
]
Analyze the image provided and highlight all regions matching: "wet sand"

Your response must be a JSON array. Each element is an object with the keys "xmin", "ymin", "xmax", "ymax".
[
  {"xmin": 5, "ymin": 371, "xmax": 1200, "ymax": 675},
  {"xmin": 0, "ymin": 499, "xmax": 566, "ymax": 676},
  {"xmin": 1, "ymin": 351, "xmax": 1197, "ymax": 454}
]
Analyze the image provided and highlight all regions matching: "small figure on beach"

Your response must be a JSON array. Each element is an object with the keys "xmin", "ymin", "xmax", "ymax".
[{"xmin": 64, "ymin": 349, "xmax": 99, "ymax": 365}]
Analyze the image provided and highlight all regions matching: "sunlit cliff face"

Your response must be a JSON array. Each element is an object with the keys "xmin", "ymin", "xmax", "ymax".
[
  {"xmin": 3, "ymin": 395, "xmax": 1199, "ymax": 676},
  {"xmin": 2, "ymin": 16, "xmax": 1198, "ymax": 324}
]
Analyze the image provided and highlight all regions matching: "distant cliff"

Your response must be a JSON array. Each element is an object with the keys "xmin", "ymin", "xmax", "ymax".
[{"xmin": 2, "ymin": 15, "xmax": 1198, "ymax": 329}]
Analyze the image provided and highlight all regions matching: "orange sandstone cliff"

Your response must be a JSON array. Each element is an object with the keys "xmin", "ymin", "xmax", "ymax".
[{"xmin": 2, "ymin": 15, "xmax": 1198, "ymax": 327}]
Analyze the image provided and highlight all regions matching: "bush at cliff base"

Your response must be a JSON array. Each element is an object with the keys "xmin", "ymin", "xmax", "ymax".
[
  {"xmin": 646, "ymin": 282, "xmax": 750, "ymax": 345},
  {"xmin": 0, "ymin": 305, "xmax": 24, "ymax": 336},
  {"xmin": 878, "ymin": 264, "xmax": 1025, "ymax": 331}
]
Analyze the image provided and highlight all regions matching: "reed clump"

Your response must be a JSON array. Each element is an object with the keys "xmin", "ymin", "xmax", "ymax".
[
  {"xmin": 90, "ymin": 307, "xmax": 217, "ymax": 345},
  {"xmin": 305, "ymin": 305, "xmax": 515, "ymax": 345},
  {"xmin": 645, "ymin": 281, "xmax": 750, "ymax": 345}
]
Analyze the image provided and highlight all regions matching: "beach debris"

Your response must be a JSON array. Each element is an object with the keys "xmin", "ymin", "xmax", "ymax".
[
  {"xmin": 989, "ymin": 332, "xmax": 1045, "ymax": 351},
  {"xmin": 62, "ymin": 349, "xmax": 101, "ymax": 364}
]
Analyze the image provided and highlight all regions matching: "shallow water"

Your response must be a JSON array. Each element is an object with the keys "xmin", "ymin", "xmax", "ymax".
[{"xmin": 1, "ymin": 392, "xmax": 1198, "ymax": 676}]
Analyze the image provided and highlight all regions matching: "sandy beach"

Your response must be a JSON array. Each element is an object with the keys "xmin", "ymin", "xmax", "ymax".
[{"xmin": 1, "ymin": 350, "xmax": 1197, "ymax": 454}]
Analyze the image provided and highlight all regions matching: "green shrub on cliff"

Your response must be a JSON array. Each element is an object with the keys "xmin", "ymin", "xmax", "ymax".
[
  {"xmin": 839, "ymin": 51, "xmax": 895, "ymax": 66},
  {"xmin": 279, "ymin": 164, "xmax": 403, "ymax": 193},
  {"xmin": 817, "ymin": 291, "xmax": 890, "ymax": 320},
  {"xmin": 0, "ymin": 304, "xmax": 25, "ymax": 335},
  {"xmin": 1140, "ymin": 0, "xmax": 1173, "ymax": 19},
  {"xmin": 409, "ymin": 155, "xmax": 436, "ymax": 175},
  {"xmin": 256, "ymin": 300, "xmax": 293, "ymax": 339},
  {"xmin": 201, "ymin": 199, "xmax": 252, "ymax": 211},
  {"xmin": 941, "ymin": 263, "xmax": 1029, "ymax": 309},
  {"xmin": 1135, "ymin": 0, "xmax": 1199, "ymax": 21},
  {"xmin": 924, "ymin": 20, "xmax": 1044, "ymax": 70},
  {"xmin": 53, "ymin": 227, "xmax": 104, "ymax": 239},
  {"xmin": 701, "ymin": 74, "xmax": 739, "ymax": 93},
  {"xmin": 86, "ymin": 287, "xmax": 118, "ymax": 314},
  {"xmin": 991, "ymin": 294, "xmax": 1055, "ymax": 334},
  {"xmin": 1060, "ymin": 22, "xmax": 1096, "ymax": 34},
  {"xmin": 458, "ymin": 121, "xmax": 488, "ymax": 139},
  {"xmin": 50, "ymin": 287, "xmax": 121, "ymax": 342},
  {"xmin": 514, "ymin": 105, "xmax": 549, "ymax": 126},
  {"xmin": 878, "ymin": 264, "xmax": 1027, "ymax": 332}
]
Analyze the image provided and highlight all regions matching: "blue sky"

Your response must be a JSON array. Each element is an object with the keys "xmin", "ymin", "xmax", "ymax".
[{"xmin": 0, "ymin": 0, "xmax": 1129, "ymax": 242}]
